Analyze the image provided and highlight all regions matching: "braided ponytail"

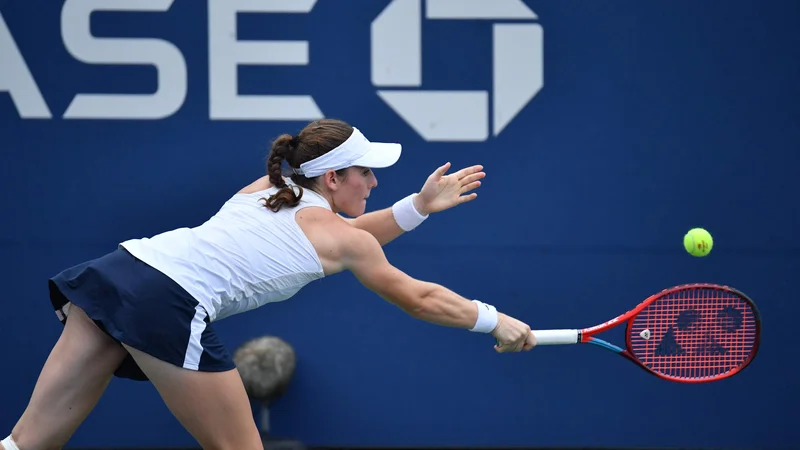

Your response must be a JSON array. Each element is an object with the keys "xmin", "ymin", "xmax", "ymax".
[
  {"xmin": 260, "ymin": 119, "xmax": 354, "ymax": 212},
  {"xmin": 263, "ymin": 134, "xmax": 304, "ymax": 212}
]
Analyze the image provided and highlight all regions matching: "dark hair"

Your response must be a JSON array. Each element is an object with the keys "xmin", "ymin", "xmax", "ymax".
[{"xmin": 262, "ymin": 119, "xmax": 354, "ymax": 212}]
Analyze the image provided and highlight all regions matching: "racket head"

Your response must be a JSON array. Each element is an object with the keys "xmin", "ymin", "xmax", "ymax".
[{"xmin": 624, "ymin": 283, "xmax": 761, "ymax": 383}]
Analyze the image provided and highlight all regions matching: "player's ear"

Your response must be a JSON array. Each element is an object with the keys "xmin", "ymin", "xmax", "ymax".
[{"xmin": 322, "ymin": 169, "xmax": 340, "ymax": 191}]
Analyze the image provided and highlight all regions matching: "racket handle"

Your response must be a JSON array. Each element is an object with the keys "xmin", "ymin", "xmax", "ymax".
[{"xmin": 531, "ymin": 329, "xmax": 579, "ymax": 345}]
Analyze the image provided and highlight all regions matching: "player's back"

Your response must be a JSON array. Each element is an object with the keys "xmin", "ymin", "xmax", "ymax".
[{"xmin": 120, "ymin": 179, "xmax": 333, "ymax": 322}]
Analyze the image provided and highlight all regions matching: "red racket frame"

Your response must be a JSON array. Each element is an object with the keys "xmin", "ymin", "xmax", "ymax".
[{"xmin": 532, "ymin": 283, "xmax": 761, "ymax": 383}]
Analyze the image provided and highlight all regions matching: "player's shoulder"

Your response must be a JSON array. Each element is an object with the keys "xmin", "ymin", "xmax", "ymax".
[
  {"xmin": 294, "ymin": 208, "xmax": 378, "ymax": 275},
  {"xmin": 237, "ymin": 176, "xmax": 272, "ymax": 194},
  {"xmin": 293, "ymin": 206, "xmax": 359, "ymax": 243},
  {"xmin": 335, "ymin": 222, "xmax": 383, "ymax": 268},
  {"xmin": 308, "ymin": 209, "xmax": 376, "ymax": 248}
]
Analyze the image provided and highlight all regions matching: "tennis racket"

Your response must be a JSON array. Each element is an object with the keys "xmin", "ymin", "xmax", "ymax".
[{"xmin": 525, "ymin": 283, "xmax": 761, "ymax": 383}]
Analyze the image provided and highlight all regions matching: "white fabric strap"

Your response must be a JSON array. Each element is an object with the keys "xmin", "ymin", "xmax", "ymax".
[
  {"xmin": 293, "ymin": 128, "xmax": 371, "ymax": 177},
  {"xmin": 2, "ymin": 436, "xmax": 20, "ymax": 450},
  {"xmin": 469, "ymin": 300, "xmax": 498, "ymax": 333},
  {"xmin": 392, "ymin": 194, "xmax": 428, "ymax": 231}
]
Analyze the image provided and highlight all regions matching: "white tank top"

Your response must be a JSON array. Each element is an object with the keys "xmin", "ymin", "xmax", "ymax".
[{"xmin": 119, "ymin": 181, "xmax": 331, "ymax": 322}]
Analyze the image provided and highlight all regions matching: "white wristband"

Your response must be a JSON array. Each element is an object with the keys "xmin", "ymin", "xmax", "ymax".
[
  {"xmin": 469, "ymin": 300, "xmax": 498, "ymax": 333},
  {"xmin": 2, "ymin": 436, "xmax": 20, "ymax": 450},
  {"xmin": 392, "ymin": 194, "xmax": 428, "ymax": 231}
]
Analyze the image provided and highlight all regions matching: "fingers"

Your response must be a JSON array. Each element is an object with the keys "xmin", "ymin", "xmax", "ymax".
[
  {"xmin": 522, "ymin": 334, "xmax": 537, "ymax": 351},
  {"xmin": 457, "ymin": 172, "xmax": 485, "ymax": 201},
  {"xmin": 456, "ymin": 176, "xmax": 483, "ymax": 204},
  {"xmin": 494, "ymin": 343, "xmax": 519, "ymax": 353},
  {"xmin": 494, "ymin": 337, "xmax": 524, "ymax": 353},
  {"xmin": 524, "ymin": 331, "xmax": 537, "ymax": 350},
  {"xmin": 432, "ymin": 162, "xmax": 452, "ymax": 179},
  {"xmin": 458, "ymin": 193, "xmax": 478, "ymax": 204},
  {"xmin": 453, "ymin": 164, "xmax": 484, "ymax": 181},
  {"xmin": 459, "ymin": 180, "xmax": 482, "ymax": 194},
  {"xmin": 502, "ymin": 341, "xmax": 523, "ymax": 353},
  {"xmin": 493, "ymin": 338, "xmax": 514, "ymax": 354},
  {"xmin": 459, "ymin": 171, "xmax": 485, "ymax": 187},
  {"xmin": 494, "ymin": 329, "xmax": 536, "ymax": 353}
]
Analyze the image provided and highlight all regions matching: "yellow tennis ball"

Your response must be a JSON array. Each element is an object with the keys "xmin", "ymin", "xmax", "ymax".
[{"xmin": 683, "ymin": 228, "xmax": 713, "ymax": 257}]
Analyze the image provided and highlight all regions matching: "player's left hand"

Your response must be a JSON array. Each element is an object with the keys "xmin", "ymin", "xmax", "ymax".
[{"xmin": 413, "ymin": 162, "xmax": 485, "ymax": 215}]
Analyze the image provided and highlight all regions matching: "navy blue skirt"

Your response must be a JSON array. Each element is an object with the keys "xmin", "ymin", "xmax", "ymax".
[{"xmin": 48, "ymin": 247, "xmax": 235, "ymax": 381}]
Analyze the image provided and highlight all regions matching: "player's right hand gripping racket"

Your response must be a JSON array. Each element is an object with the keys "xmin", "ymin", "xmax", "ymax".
[{"xmin": 528, "ymin": 283, "xmax": 761, "ymax": 383}]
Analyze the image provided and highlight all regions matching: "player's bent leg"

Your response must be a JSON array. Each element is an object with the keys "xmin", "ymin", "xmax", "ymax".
[
  {"xmin": 122, "ymin": 344, "xmax": 262, "ymax": 450},
  {"xmin": 6, "ymin": 304, "xmax": 128, "ymax": 450}
]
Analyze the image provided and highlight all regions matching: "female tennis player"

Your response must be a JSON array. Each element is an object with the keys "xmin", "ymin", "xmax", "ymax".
[{"xmin": 1, "ymin": 119, "xmax": 537, "ymax": 450}]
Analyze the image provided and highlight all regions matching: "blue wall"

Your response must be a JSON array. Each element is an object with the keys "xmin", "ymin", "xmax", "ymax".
[{"xmin": 1, "ymin": 1, "xmax": 797, "ymax": 448}]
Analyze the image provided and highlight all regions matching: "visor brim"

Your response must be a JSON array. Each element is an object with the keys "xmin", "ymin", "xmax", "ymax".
[{"xmin": 350, "ymin": 142, "xmax": 402, "ymax": 169}]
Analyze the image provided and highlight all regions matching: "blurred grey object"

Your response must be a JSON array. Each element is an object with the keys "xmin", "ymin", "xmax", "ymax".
[{"xmin": 234, "ymin": 336, "xmax": 305, "ymax": 450}]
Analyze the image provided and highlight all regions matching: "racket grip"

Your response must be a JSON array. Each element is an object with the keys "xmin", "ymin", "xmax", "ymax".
[{"xmin": 531, "ymin": 329, "xmax": 579, "ymax": 345}]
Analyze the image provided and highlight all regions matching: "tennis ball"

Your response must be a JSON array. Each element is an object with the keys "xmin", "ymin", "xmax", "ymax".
[{"xmin": 683, "ymin": 228, "xmax": 713, "ymax": 257}]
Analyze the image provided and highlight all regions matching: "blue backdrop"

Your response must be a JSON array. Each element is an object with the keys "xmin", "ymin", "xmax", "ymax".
[{"xmin": 1, "ymin": 1, "xmax": 797, "ymax": 448}]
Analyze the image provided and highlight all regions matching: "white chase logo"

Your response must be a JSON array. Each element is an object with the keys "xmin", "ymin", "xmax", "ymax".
[
  {"xmin": 371, "ymin": 0, "xmax": 543, "ymax": 141},
  {"xmin": 0, "ymin": 0, "xmax": 543, "ymax": 142}
]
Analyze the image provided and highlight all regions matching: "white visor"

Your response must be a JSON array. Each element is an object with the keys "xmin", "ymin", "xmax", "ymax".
[{"xmin": 292, "ymin": 127, "xmax": 401, "ymax": 178}]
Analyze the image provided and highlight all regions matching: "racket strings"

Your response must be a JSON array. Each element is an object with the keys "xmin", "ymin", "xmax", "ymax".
[{"xmin": 628, "ymin": 287, "xmax": 758, "ymax": 380}]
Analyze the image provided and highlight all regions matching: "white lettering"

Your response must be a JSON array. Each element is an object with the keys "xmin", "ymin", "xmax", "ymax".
[
  {"xmin": 208, "ymin": 0, "xmax": 323, "ymax": 120},
  {"xmin": 61, "ymin": 0, "xmax": 187, "ymax": 120},
  {"xmin": 0, "ymin": 12, "xmax": 52, "ymax": 118}
]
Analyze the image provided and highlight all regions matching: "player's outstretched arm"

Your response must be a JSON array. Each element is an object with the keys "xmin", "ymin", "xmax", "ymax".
[
  {"xmin": 339, "ymin": 227, "xmax": 535, "ymax": 352},
  {"xmin": 341, "ymin": 162, "xmax": 485, "ymax": 246}
]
